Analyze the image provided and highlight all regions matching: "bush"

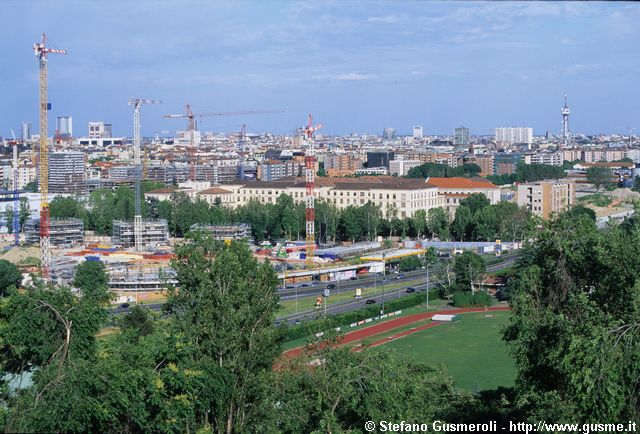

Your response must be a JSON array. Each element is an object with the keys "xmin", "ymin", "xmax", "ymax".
[{"xmin": 452, "ymin": 291, "xmax": 493, "ymax": 307}]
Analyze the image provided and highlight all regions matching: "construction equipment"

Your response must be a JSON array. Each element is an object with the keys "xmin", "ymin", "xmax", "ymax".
[
  {"xmin": 34, "ymin": 33, "xmax": 66, "ymax": 280},
  {"xmin": 163, "ymin": 104, "xmax": 283, "ymax": 180},
  {"xmin": 8, "ymin": 130, "xmax": 20, "ymax": 246},
  {"xmin": 302, "ymin": 114, "xmax": 323, "ymax": 268},
  {"xmin": 129, "ymin": 98, "xmax": 161, "ymax": 252}
]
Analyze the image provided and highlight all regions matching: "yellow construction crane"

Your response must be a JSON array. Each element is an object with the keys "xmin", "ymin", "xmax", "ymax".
[{"xmin": 34, "ymin": 33, "xmax": 66, "ymax": 280}]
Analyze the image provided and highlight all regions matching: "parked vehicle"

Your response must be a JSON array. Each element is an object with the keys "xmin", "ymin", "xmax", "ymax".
[{"xmin": 119, "ymin": 303, "xmax": 130, "ymax": 309}]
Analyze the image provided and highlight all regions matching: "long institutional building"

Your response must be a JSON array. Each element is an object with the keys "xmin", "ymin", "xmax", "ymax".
[{"xmin": 153, "ymin": 176, "xmax": 506, "ymax": 219}]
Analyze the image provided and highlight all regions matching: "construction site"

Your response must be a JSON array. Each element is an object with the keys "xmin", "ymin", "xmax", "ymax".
[
  {"xmin": 111, "ymin": 219, "xmax": 170, "ymax": 248},
  {"xmin": 24, "ymin": 218, "xmax": 84, "ymax": 247}
]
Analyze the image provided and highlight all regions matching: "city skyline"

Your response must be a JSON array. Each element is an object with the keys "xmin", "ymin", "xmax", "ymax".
[{"xmin": 1, "ymin": 1, "xmax": 639, "ymax": 137}]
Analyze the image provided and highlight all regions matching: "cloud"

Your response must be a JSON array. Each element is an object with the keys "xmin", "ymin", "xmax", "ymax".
[{"xmin": 336, "ymin": 73, "xmax": 374, "ymax": 81}]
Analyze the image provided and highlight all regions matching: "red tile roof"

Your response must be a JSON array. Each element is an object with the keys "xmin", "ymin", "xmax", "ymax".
[{"xmin": 427, "ymin": 177, "xmax": 498, "ymax": 189}]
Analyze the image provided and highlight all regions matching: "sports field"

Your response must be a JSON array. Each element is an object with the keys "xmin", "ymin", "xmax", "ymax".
[{"xmin": 373, "ymin": 311, "xmax": 516, "ymax": 391}]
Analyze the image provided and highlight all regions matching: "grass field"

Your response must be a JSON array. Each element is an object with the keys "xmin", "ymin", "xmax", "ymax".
[{"xmin": 373, "ymin": 311, "xmax": 516, "ymax": 392}]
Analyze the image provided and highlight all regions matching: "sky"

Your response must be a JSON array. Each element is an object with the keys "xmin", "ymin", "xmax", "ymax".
[{"xmin": 1, "ymin": 1, "xmax": 639, "ymax": 138}]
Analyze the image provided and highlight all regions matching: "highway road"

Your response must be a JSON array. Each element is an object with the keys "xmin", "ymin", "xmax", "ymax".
[
  {"xmin": 110, "ymin": 253, "xmax": 518, "ymax": 322},
  {"xmin": 278, "ymin": 255, "xmax": 517, "ymax": 325}
]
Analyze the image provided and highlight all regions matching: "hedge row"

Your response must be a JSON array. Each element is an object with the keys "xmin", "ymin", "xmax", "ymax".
[{"xmin": 451, "ymin": 291, "xmax": 493, "ymax": 307}]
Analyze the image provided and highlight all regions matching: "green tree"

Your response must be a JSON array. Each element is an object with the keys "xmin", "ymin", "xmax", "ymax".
[
  {"xmin": 24, "ymin": 180, "xmax": 38, "ymax": 192},
  {"xmin": 0, "ymin": 259, "xmax": 21, "ymax": 295},
  {"xmin": 503, "ymin": 212, "xmax": 640, "ymax": 423},
  {"xmin": 4, "ymin": 205, "xmax": 13, "ymax": 234},
  {"xmin": 72, "ymin": 260, "xmax": 109, "ymax": 297},
  {"xmin": 119, "ymin": 305, "xmax": 154, "ymax": 339},
  {"xmin": 453, "ymin": 251, "xmax": 486, "ymax": 292},
  {"xmin": 18, "ymin": 197, "xmax": 30, "ymax": 230},
  {"xmin": 586, "ymin": 166, "xmax": 612, "ymax": 191},
  {"xmin": 168, "ymin": 234, "xmax": 280, "ymax": 433},
  {"xmin": 451, "ymin": 206, "xmax": 474, "ymax": 241},
  {"xmin": 399, "ymin": 255, "xmax": 421, "ymax": 272},
  {"xmin": 427, "ymin": 207, "xmax": 450, "ymax": 240},
  {"xmin": 276, "ymin": 194, "xmax": 299, "ymax": 240},
  {"xmin": 263, "ymin": 343, "xmax": 469, "ymax": 433},
  {"xmin": 459, "ymin": 193, "xmax": 490, "ymax": 213},
  {"xmin": 49, "ymin": 196, "xmax": 84, "ymax": 219}
]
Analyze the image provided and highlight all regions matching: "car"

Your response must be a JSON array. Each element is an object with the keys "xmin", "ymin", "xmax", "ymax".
[
  {"xmin": 365, "ymin": 299, "xmax": 376, "ymax": 304},
  {"xmin": 382, "ymin": 278, "xmax": 389, "ymax": 283},
  {"xmin": 327, "ymin": 283, "xmax": 336, "ymax": 289},
  {"xmin": 119, "ymin": 302, "xmax": 130, "ymax": 309},
  {"xmin": 395, "ymin": 274, "xmax": 404, "ymax": 280},
  {"xmin": 405, "ymin": 287, "xmax": 416, "ymax": 293},
  {"xmin": 350, "ymin": 276, "xmax": 358, "ymax": 280}
]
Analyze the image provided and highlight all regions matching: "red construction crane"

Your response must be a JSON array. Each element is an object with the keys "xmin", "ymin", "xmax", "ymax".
[
  {"xmin": 163, "ymin": 104, "xmax": 283, "ymax": 180},
  {"xmin": 34, "ymin": 33, "xmax": 66, "ymax": 280},
  {"xmin": 302, "ymin": 114, "xmax": 323, "ymax": 269}
]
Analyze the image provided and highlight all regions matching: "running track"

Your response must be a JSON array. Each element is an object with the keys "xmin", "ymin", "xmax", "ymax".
[{"xmin": 282, "ymin": 306, "xmax": 511, "ymax": 359}]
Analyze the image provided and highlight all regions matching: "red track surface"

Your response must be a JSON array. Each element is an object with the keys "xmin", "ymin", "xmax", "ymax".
[{"xmin": 282, "ymin": 306, "xmax": 510, "ymax": 359}]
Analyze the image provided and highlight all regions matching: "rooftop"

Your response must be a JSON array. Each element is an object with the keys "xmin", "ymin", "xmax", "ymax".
[{"xmin": 427, "ymin": 177, "xmax": 499, "ymax": 189}]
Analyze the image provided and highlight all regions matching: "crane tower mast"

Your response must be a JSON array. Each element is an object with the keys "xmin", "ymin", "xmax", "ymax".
[
  {"xmin": 302, "ymin": 115, "xmax": 323, "ymax": 268},
  {"xmin": 129, "ymin": 99, "xmax": 161, "ymax": 252},
  {"xmin": 34, "ymin": 33, "xmax": 66, "ymax": 279}
]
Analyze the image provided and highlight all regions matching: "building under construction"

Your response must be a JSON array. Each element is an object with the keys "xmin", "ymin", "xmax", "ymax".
[
  {"xmin": 108, "ymin": 267, "xmax": 177, "ymax": 292},
  {"xmin": 190, "ymin": 223, "xmax": 252, "ymax": 241},
  {"xmin": 25, "ymin": 218, "xmax": 84, "ymax": 247},
  {"xmin": 111, "ymin": 219, "xmax": 169, "ymax": 248}
]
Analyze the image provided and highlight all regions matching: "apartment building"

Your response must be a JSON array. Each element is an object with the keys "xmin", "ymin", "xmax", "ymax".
[
  {"xmin": 495, "ymin": 127, "xmax": 533, "ymax": 147},
  {"xmin": 523, "ymin": 152, "xmax": 564, "ymax": 166},
  {"xmin": 324, "ymin": 154, "xmax": 363, "ymax": 177},
  {"xmin": 471, "ymin": 156, "xmax": 494, "ymax": 176},
  {"xmin": 2, "ymin": 164, "xmax": 36, "ymax": 190},
  {"xmin": 257, "ymin": 160, "xmax": 300, "ymax": 181},
  {"xmin": 517, "ymin": 180, "xmax": 575, "ymax": 219}
]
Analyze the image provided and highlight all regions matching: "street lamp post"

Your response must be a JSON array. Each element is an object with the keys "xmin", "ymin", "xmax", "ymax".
[{"xmin": 381, "ymin": 252, "xmax": 386, "ymax": 315}]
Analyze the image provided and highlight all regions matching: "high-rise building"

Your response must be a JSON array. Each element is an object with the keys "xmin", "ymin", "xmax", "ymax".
[
  {"xmin": 56, "ymin": 116, "xmax": 73, "ymax": 136},
  {"xmin": 48, "ymin": 151, "xmax": 86, "ymax": 194},
  {"xmin": 454, "ymin": 127, "xmax": 470, "ymax": 146},
  {"xmin": 495, "ymin": 127, "xmax": 533, "ymax": 147},
  {"xmin": 382, "ymin": 127, "xmax": 396, "ymax": 141},
  {"xmin": 21, "ymin": 122, "xmax": 32, "ymax": 141},
  {"xmin": 88, "ymin": 121, "xmax": 113, "ymax": 139},
  {"xmin": 413, "ymin": 126, "xmax": 423, "ymax": 139}
]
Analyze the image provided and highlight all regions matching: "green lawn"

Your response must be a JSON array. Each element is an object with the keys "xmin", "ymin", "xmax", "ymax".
[{"xmin": 373, "ymin": 311, "xmax": 516, "ymax": 392}]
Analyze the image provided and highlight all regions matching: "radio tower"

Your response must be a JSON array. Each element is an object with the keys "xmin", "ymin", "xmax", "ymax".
[
  {"xmin": 302, "ymin": 114, "xmax": 323, "ymax": 268},
  {"xmin": 34, "ymin": 34, "xmax": 66, "ymax": 279},
  {"xmin": 561, "ymin": 94, "xmax": 570, "ymax": 148},
  {"xmin": 129, "ymin": 99, "xmax": 161, "ymax": 252}
]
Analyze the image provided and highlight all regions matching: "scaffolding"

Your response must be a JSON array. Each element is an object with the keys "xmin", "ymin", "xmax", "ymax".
[
  {"xmin": 25, "ymin": 218, "xmax": 84, "ymax": 247},
  {"xmin": 111, "ymin": 219, "xmax": 169, "ymax": 248},
  {"xmin": 190, "ymin": 223, "xmax": 252, "ymax": 241}
]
